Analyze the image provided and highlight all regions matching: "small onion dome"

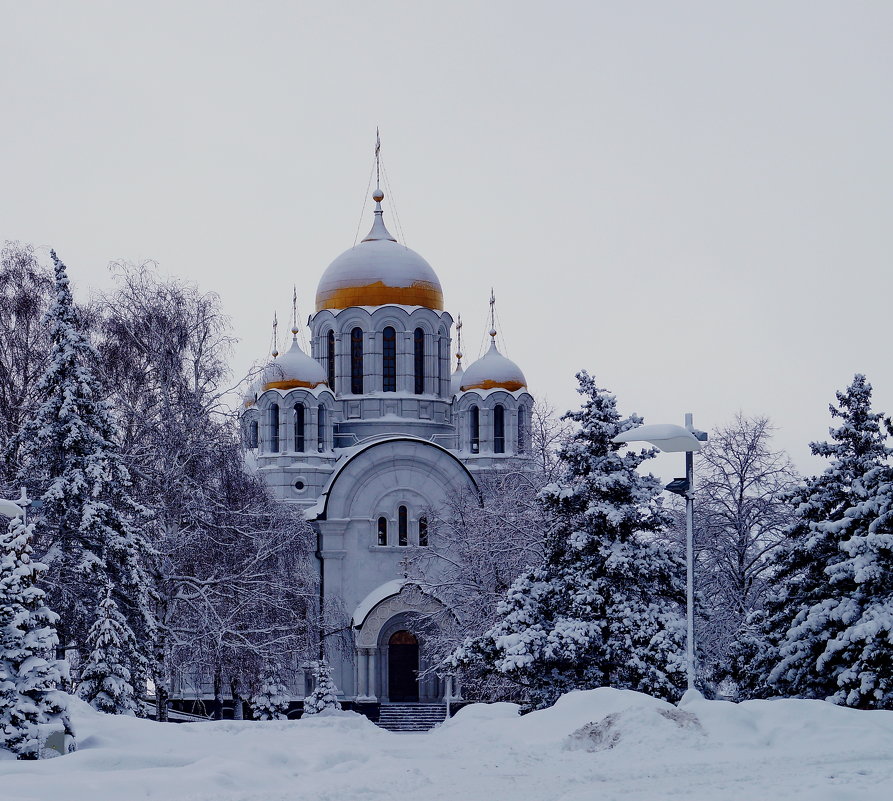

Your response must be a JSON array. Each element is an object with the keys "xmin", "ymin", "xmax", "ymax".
[
  {"xmin": 315, "ymin": 189, "xmax": 443, "ymax": 312},
  {"xmin": 242, "ymin": 381, "xmax": 259, "ymax": 408},
  {"xmin": 261, "ymin": 340, "xmax": 327, "ymax": 391},
  {"xmin": 460, "ymin": 339, "xmax": 527, "ymax": 392},
  {"xmin": 450, "ymin": 363, "xmax": 465, "ymax": 396}
]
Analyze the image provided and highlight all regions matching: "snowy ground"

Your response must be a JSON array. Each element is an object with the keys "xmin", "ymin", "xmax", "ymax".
[{"xmin": 2, "ymin": 689, "xmax": 892, "ymax": 801}]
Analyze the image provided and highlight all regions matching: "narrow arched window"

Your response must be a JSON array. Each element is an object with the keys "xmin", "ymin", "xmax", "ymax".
[
  {"xmin": 293, "ymin": 404, "xmax": 305, "ymax": 452},
  {"xmin": 383, "ymin": 326, "xmax": 396, "ymax": 392},
  {"xmin": 377, "ymin": 516, "xmax": 388, "ymax": 546},
  {"xmin": 327, "ymin": 330, "xmax": 335, "ymax": 390},
  {"xmin": 470, "ymin": 406, "xmax": 480, "ymax": 453},
  {"xmin": 418, "ymin": 516, "xmax": 428, "ymax": 547},
  {"xmin": 398, "ymin": 505, "xmax": 408, "ymax": 546},
  {"xmin": 494, "ymin": 404, "xmax": 505, "ymax": 454},
  {"xmin": 437, "ymin": 334, "xmax": 444, "ymax": 395},
  {"xmin": 350, "ymin": 327, "xmax": 363, "ymax": 394},
  {"xmin": 269, "ymin": 404, "xmax": 280, "ymax": 453},
  {"xmin": 517, "ymin": 408, "xmax": 526, "ymax": 454},
  {"xmin": 317, "ymin": 407, "xmax": 326, "ymax": 452},
  {"xmin": 414, "ymin": 328, "xmax": 425, "ymax": 394},
  {"xmin": 248, "ymin": 420, "xmax": 259, "ymax": 449}
]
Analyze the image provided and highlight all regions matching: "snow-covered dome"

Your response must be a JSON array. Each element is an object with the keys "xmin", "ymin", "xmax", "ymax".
[
  {"xmin": 315, "ymin": 189, "xmax": 443, "ymax": 312},
  {"xmin": 450, "ymin": 364, "xmax": 465, "ymax": 396},
  {"xmin": 261, "ymin": 339, "xmax": 327, "ymax": 391},
  {"xmin": 242, "ymin": 380, "xmax": 259, "ymax": 408},
  {"xmin": 460, "ymin": 334, "xmax": 527, "ymax": 393}
]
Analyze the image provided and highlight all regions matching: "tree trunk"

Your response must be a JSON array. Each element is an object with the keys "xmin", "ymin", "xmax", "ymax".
[
  {"xmin": 155, "ymin": 683, "xmax": 170, "ymax": 722},
  {"xmin": 212, "ymin": 667, "xmax": 223, "ymax": 720},
  {"xmin": 230, "ymin": 675, "xmax": 243, "ymax": 720}
]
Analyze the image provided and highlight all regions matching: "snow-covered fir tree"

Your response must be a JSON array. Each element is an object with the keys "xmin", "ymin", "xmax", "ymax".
[
  {"xmin": 302, "ymin": 660, "xmax": 341, "ymax": 715},
  {"xmin": 450, "ymin": 372, "xmax": 687, "ymax": 709},
  {"xmin": 817, "ymin": 461, "xmax": 893, "ymax": 708},
  {"xmin": 12, "ymin": 252, "xmax": 158, "ymax": 690},
  {"xmin": 0, "ymin": 513, "xmax": 75, "ymax": 758},
  {"xmin": 750, "ymin": 375, "xmax": 893, "ymax": 704},
  {"xmin": 77, "ymin": 586, "xmax": 139, "ymax": 715},
  {"xmin": 251, "ymin": 668, "xmax": 292, "ymax": 720}
]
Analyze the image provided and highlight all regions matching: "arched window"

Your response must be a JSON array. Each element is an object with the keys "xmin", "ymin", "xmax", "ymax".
[
  {"xmin": 438, "ymin": 334, "xmax": 444, "ymax": 395},
  {"xmin": 350, "ymin": 327, "xmax": 363, "ymax": 394},
  {"xmin": 398, "ymin": 505, "xmax": 408, "ymax": 546},
  {"xmin": 317, "ymin": 407, "xmax": 326, "ymax": 452},
  {"xmin": 269, "ymin": 404, "xmax": 280, "ymax": 453},
  {"xmin": 494, "ymin": 404, "xmax": 505, "ymax": 454},
  {"xmin": 517, "ymin": 408, "xmax": 526, "ymax": 454},
  {"xmin": 383, "ymin": 326, "xmax": 396, "ymax": 392},
  {"xmin": 293, "ymin": 404, "xmax": 305, "ymax": 452},
  {"xmin": 377, "ymin": 516, "xmax": 388, "ymax": 546},
  {"xmin": 470, "ymin": 406, "xmax": 480, "ymax": 453},
  {"xmin": 327, "ymin": 330, "xmax": 335, "ymax": 389},
  {"xmin": 248, "ymin": 420, "xmax": 259, "ymax": 449},
  {"xmin": 418, "ymin": 516, "xmax": 428, "ymax": 547},
  {"xmin": 414, "ymin": 327, "xmax": 425, "ymax": 394}
]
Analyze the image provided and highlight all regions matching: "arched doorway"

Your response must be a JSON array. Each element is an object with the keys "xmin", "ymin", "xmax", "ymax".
[{"xmin": 388, "ymin": 630, "xmax": 419, "ymax": 702}]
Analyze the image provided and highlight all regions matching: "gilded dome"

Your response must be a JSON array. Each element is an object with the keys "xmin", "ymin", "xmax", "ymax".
[
  {"xmin": 261, "ymin": 339, "xmax": 327, "ymax": 391},
  {"xmin": 460, "ymin": 339, "xmax": 527, "ymax": 393},
  {"xmin": 315, "ymin": 191, "xmax": 443, "ymax": 312}
]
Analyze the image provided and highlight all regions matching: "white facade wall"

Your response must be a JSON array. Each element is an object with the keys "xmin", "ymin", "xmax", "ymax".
[{"xmin": 242, "ymin": 302, "xmax": 533, "ymax": 705}]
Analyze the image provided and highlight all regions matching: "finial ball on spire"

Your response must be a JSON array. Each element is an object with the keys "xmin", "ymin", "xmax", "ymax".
[
  {"xmin": 489, "ymin": 327, "xmax": 497, "ymax": 338},
  {"xmin": 373, "ymin": 188, "xmax": 384, "ymax": 202}
]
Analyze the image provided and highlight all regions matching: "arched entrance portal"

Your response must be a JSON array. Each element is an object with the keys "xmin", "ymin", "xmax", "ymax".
[{"xmin": 388, "ymin": 630, "xmax": 419, "ymax": 702}]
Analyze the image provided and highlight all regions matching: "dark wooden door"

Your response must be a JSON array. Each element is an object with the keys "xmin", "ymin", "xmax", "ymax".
[{"xmin": 388, "ymin": 630, "xmax": 419, "ymax": 701}]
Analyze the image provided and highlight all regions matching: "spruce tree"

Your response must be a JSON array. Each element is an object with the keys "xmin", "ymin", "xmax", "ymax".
[
  {"xmin": 302, "ymin": 660, "xmax": 341, "ymax": 715},
  {"xmin": 756, "ymin": 375, "xmax": 893, "ymax": 703},
  {"xmin": 0, "ymin": 513, "xmax": 75, "ymax": 758},
  {"xmin": 450, "ymin": 372, "xmax": 687, "ymax": 709},
  {"xmin": 251, "ymin": 668, "xmax": 292, "ymax": 720},
  {"xmin": 817, "ymin": 462, "xmax": 893, "ymax": 708},
  {"xmin": 77, "ymin": 586, "xmax": 139, "ymax": 715},
  {"xmin": 13, "ymin": 252, "xmax": 157, "ymax": 687}
]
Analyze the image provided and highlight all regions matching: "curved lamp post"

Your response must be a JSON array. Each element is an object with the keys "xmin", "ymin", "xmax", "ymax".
[{"xmin": 613, "ymin": 414, "xmax": 707, "ymax": 691}]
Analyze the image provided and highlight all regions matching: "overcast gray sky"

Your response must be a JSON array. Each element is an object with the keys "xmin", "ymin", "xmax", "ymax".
[{"xmin": 2, "ymin": 1, "xmax": 890, "ymax": 480}]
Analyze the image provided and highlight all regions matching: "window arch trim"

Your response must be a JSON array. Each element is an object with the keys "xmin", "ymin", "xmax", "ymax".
[
  {"xmin": 383, "ymin": 326, "xmax": 396, "ymax": 392},
  {"xmin": 350, "ymin": 327, "xmax": 364, "ymax": 394}
]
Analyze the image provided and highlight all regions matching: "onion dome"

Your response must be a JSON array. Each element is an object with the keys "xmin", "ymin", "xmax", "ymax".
[
  {"xmin": 460, "ymin": 329, "xmax": 527, "ymax": 392},
  {"xmin": 450, "ymin": 315, "xmax": 465, "ymax": 395},
  {"xmin": 242, "ymin": 381, "xmax": 259, "ymax": 408},
  {"xmin": 450, "ymin": 364, "xmax": 465, "ymax": 396},
  {"xmin": 261, "ymin": 339, "xmax": 327, "ymax": 391},
  {"xmin": 315, "ymin": 188, "xmax": 443, "ymax": 312}
]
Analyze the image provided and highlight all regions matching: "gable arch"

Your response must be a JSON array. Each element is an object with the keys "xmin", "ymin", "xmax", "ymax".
[{"xmin": 317, "ymin": 437, "xmax": 478, "ymax": 521}]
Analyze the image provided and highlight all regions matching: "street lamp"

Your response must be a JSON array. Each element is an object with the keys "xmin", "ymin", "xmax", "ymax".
[{"xmin": 613, "ymin": 414, "xmax": 708, "ymax": 692}]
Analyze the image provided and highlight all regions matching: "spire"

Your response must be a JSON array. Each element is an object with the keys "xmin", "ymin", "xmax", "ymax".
[
  {"xmin": 363, "ymin": 129, "xmax": 396, "ymax": 243},
  {"xmin": 291, "ymin": 286, "xmax": 299, "ymax": 341},
  {"xmin": 375, "ymin": 126, "xmax": 381, "ymax": 192},
  {"xmin": 488, "ymin": 289, "xmax": 498, "ymax": 343},
  {"xmin": 455, "ymin": 315, "xmax": 464, "ymax": 370},
  {"xmin": 271, "ymin": 312, "xmax": 279, "ymax": 359}
]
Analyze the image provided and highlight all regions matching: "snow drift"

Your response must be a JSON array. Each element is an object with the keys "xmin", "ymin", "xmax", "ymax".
[{"xmin": 2, "ymin": 689, "xmax": 892, "ymax": 801}]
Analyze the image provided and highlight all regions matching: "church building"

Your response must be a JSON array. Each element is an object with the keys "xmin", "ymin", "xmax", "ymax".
[{"xmin": 240, "ymin": 173, "xmax": 532, "ymax": 720}]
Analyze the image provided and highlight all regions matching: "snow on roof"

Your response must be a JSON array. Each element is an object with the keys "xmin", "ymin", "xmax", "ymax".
[
  {"xmin": 261, "ymin": 339, "xmax": 327, "ymax": 391},
  {"xmin": 351, "ymin": 579, "xmax": 408, "ymax": 627},
  {"xmin": 460, "ymin": 340, "xmax": 527, "ymax": 393},
  {"xmin": 316, "ymin": 236, "xmax": 443, "ymax": 305}
]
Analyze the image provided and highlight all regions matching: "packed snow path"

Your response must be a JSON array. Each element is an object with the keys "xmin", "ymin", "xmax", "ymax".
[{"xmin": 2, "ymin": 689, "xmax": 892, "ymax": 801}]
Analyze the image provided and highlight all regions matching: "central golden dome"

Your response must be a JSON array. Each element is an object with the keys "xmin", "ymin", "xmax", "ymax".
[{"xmin": 315, "ymin": 191, "xmax": 443, "ymax": 312}]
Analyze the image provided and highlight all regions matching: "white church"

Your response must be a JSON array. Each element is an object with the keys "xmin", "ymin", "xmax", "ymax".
[{"xmin": 239, "ymin": 174, "xmax": 533, "ymax": 722}]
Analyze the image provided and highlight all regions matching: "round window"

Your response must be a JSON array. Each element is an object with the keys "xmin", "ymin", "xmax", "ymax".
[{"xmin": 294, "ymin": 480, "xmax": 305, "ymax": 491}]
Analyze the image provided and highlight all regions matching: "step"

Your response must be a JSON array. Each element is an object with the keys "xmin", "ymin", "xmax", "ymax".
[{"xmin": 376, "ymin": 703, "xmax": 447, "ymax": 732}]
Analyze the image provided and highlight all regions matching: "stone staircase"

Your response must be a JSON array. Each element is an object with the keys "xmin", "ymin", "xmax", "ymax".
[{"xmin": 377, "ymin": 703, "xmax": 447, "ymax": 732}]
